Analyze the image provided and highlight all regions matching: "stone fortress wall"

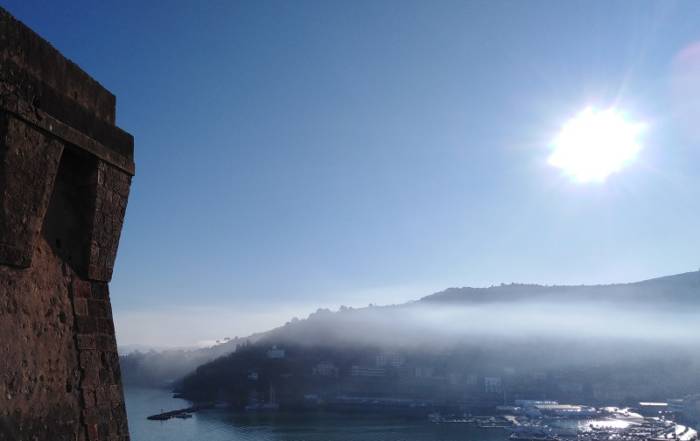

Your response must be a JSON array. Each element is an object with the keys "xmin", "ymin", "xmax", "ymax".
[{"xmin": 0, "ymin": 7, "xmax": 133, "ymax": 440}]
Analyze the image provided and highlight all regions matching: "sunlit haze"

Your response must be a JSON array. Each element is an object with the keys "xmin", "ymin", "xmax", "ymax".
[
  {"xmin": 5, "ymin": 1, "xmax": 700, "ymax": 348},
  {"xmin": 548, "ymin": 107, "xmax": 645, "ymax": 183}
]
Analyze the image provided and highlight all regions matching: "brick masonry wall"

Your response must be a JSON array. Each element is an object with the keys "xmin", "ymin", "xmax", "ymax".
[
  {"xmin": 0, "ymin": 7, "xmax": 134, "ymax": 441},
  {"xmin": 72, "ymin": 279, "xmax": 128, "ymax": 441},
  {"xmin": 0, "ymin": 238, "xmax": 85, "ymax": 441},
  {"xmin": 0, "ymin": 239, "xmax": 129, "ymax": 441},
  {"xmin": 0, "ymin": 113, "xmax": 63, "ymax": 267},
  {"xmin": 88, "ymin": 162, "xmax": 131, "ymax": 283}
]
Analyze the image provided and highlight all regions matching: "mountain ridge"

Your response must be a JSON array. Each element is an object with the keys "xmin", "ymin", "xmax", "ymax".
[{"xmin": 420, "ymin": 270, "xmax": 700, "ymax": 305}]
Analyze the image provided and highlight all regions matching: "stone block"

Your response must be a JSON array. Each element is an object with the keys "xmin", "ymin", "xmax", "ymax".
[
  {"xmin": 96, "ymin": 335, "xmax": 116, "ymax": 353},
  {"xmin": 109, "ymin": 385, "xmax": 122, "ymax": 404},
  {"xmin": 76, "ymin": 317, "xmax": 97, "ymax": 334},
  {"xmin": 96, "ymin": 318, "xmax": 114, "ymax": 335},
  {"xmin": 77, "ymin": 334, "xmax": 96, "ymax": 350},
  {"xmin": 82, "ymin": 388, "xmax": 96, "ymax": 408},
  {"xmin": 87, "ymin": 422, "xmax": 99, "ymax": 441},
  {"xmin": 80, "ymin": 351, "xmax": 100, "ymax": 371},
  {"xmin": 87, "ymin": 162, "xmax": 131, "ymax": 282},
  {"xmin": 82, "ymin": 367, "xmax": 100, "ymax": 388},
  {"xmin": 73, "ymin": 279, "xmax": 92, "ymax": 298},
  {"xmin": 0, "ymin": 114, "xmax": 63, "ymax": 267},
  {"xmin": 82, "ymin": 407, "xmax": 99, "ymax": 425},
  {"xmin": 90, "ymin": 282, "xmax": 109, "ymax": 300},
  {"xmin": 74, "ymin": 298, "xmax": 88, "ymax": 317},
  {"xmin": 87, "ymin": 299, "xmax": 108, "ymax": 318},
  {"xmin": 95, "ymin": 386, "xmax": 110, "ymax": 405}
]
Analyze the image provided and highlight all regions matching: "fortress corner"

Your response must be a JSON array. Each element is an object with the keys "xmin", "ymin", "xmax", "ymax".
[{"xmin": 0, "ymin": 7, "xmax": 134, "ymax": 440}]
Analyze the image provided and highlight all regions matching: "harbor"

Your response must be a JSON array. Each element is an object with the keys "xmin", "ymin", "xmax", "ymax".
[
  {"xmin": 132, "ymin": 388, "xmax": 700, "ymax": 441},
  {"xmin": 428, "ymin": 401, "xmax": 698, "ymax": 441}
]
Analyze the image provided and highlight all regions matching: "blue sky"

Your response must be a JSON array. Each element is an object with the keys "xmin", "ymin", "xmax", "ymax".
[{"xmin": 5, "ymin": 1, "xmax": 700, "ymax": 347}]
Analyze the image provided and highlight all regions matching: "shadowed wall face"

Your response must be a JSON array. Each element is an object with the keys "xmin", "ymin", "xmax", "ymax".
[{"xmin": 0, "ymin": 7, "xmax": 134, "ymax": 441}]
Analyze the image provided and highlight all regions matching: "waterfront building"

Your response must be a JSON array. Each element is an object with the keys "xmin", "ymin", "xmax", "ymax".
[
  {"xmin": 534, "ymin": 403, "xmax": 597, "ymax": 417},
  {"xmin": 376, "ymin": 351, "xmax": 405, "ymax": 367},
  {"xmin": 485, "ymin": 376, "xmax": 503, "ymax": 393},
  {"xmin": 515, "ymin": 400, "xmax": 558, "ymax": 406},
  {"xmin": 350, "ymin": 365, "xmax": 386, "ymax": 377},
  {"xmin": 638, "ymin": 401, "xmax": 670, "ymax": 417},
  {"xmin": 312, "ymin": 362, "xmax": 339, "ymax": 377}
]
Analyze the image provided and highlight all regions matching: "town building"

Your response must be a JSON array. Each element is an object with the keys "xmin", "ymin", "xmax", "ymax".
[
  {"xmin": 312, "ymin": 362, "xmax": 339, "ymax": 377},
  {"xmin": 485, "ymin": 376, "xmax": 503, "ymax": 393},
  {"xmin": 350, "ymin": 366, "xmax": 386, "ymax": 377},
  {"xmin": 267, "ymin": 346, "xmax": 286, "ymax": 359},
  {"xmin": 376, "ymin": 351, "xmax": 405, "ymax": 367}
]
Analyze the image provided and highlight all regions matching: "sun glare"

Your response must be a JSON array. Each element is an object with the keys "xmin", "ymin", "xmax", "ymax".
[{"xmin": 548, "ymin": 107, "xmax": 644, "ymax": 183}]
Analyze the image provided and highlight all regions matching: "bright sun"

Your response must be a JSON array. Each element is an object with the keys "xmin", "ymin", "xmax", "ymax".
[{"xmin": 548, "ymin": 107, "xmax": 645, "ymax": 183}]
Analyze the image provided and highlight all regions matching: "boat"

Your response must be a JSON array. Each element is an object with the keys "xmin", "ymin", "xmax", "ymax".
[
  {"xmin": 244, "ymin": 402, "xmax": 280, "ymax": 412},
  {"xmin": 510, "ymin": 430, "xmax": 559, "ymax": 441}
]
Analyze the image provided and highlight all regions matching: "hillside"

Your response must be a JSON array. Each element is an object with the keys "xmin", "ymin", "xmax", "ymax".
[
  {"xmin": 120, "ymin": 270, "xmax": 700, "ymax": 388},
  {"xmin": 420, "ymin": 271, "xmax": 700, "ymax": 305}
]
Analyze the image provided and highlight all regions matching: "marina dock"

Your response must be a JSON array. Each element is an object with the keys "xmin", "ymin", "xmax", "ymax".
[{"xmin": 147, "ymin": 404, "xmax": 212, "ymax": 421}]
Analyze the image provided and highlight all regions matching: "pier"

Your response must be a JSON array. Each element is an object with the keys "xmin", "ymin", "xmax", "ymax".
[{"xmin": 147, "ymin": 404, "xmax": 212, "ymax": 421}]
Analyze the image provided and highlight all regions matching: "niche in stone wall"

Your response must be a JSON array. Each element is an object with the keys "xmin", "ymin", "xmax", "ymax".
[{"xmin": 41, "ymin": 145, "xmax": 96, "ymax": 277}]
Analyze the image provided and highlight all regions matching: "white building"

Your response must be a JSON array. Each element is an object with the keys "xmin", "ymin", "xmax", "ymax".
[
  {"xmin": 350, "ymin": 365, "xmax": 386, "ymax": 377},
  {"xmin": 312, "ymin": 362, "xmax": 339, "ymax": 377},
  {"xmin": 484, "ymin": 376, "xmax": 503, "ymax": 393},
  {"xmin": 375, "ymin": 351, "xmax": 405, "ymax": 368},
  {"xmin": 267, "ymin": 345, "xmax": 285, "ymax": 359}
]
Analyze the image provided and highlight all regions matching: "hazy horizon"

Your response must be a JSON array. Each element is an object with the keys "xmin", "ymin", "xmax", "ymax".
[{"xmin": 117, "ymin": 268, "xmax": 699, "ymax": 350}]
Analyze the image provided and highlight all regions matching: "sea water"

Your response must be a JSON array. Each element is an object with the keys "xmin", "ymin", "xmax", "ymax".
[{"xmin": 125, "ymin": 387, "xmax": 509, "ymax": 441}]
